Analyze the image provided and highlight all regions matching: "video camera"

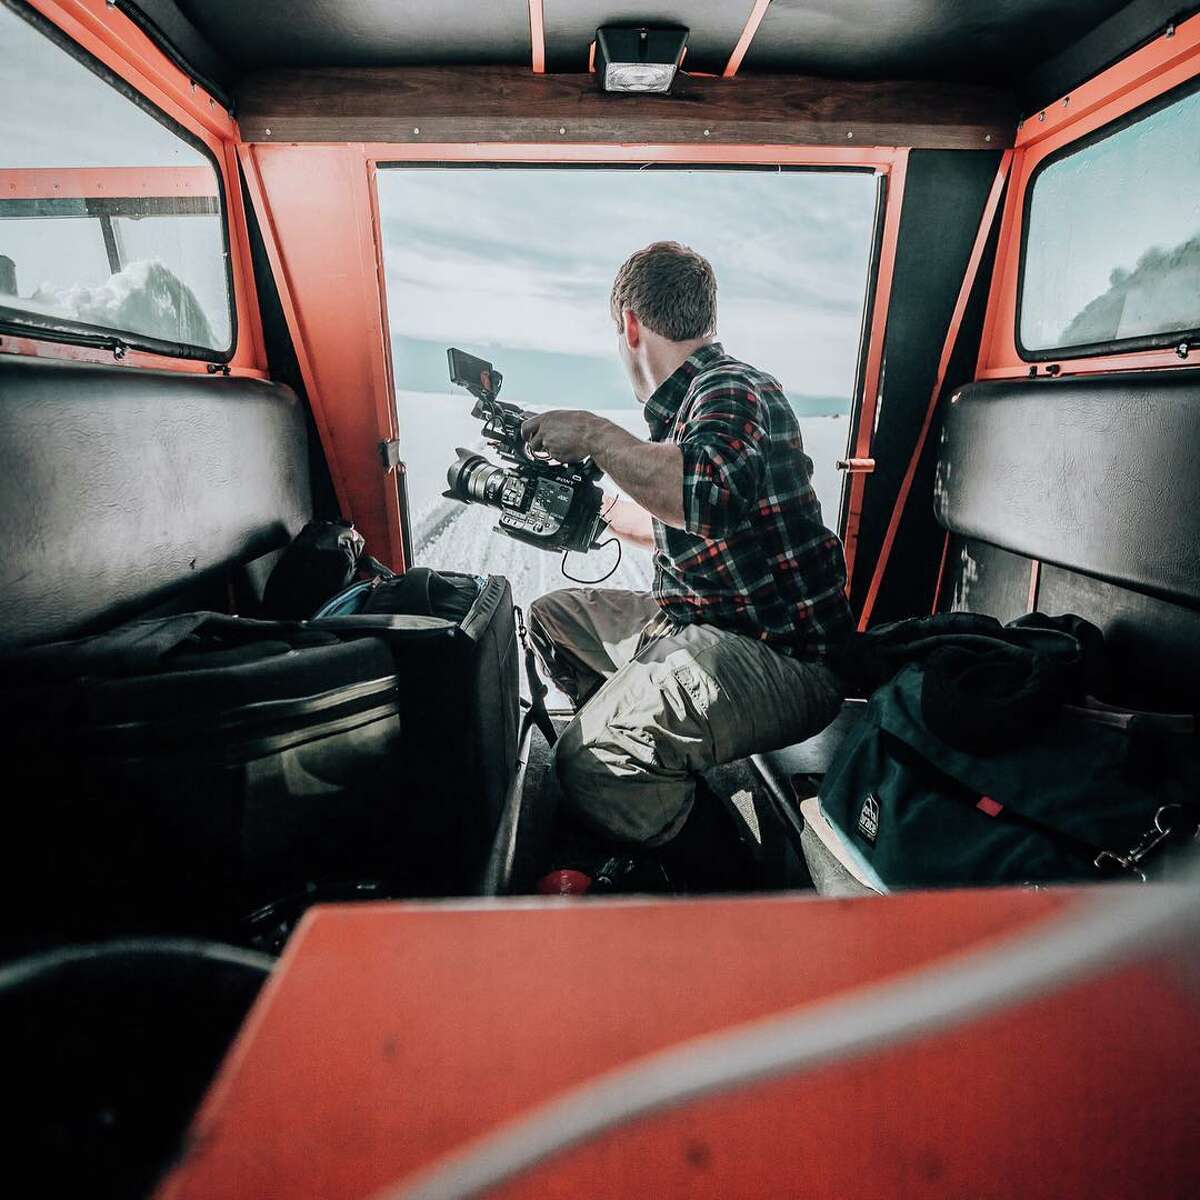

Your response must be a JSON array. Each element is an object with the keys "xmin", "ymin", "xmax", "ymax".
[{"xmin": 443, "ymin": 347, "xmax": 609, "ymax": 555}]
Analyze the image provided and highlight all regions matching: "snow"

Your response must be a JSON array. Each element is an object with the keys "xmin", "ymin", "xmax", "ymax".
[
  {"xmin": 396, "ymin": 388, "xmax": 850, "ymax": 705},
  {"xmin": 27, "ymin": 258, "xmax": 218, "ymax": 348}
]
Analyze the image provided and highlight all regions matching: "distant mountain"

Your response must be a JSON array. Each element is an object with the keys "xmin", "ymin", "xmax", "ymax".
[
  {"xmin": 1058, "ymin": 232, "xmax": 1200, "ymax": 348},
  {"xmin": 391, "ymin": 334, "xmax": 849, "ymax": 415}
]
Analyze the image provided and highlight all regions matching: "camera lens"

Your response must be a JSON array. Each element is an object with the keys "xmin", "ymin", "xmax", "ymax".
[{"xmin": 446, "ymin": 449, "xmax": 508, "ymax": 506}]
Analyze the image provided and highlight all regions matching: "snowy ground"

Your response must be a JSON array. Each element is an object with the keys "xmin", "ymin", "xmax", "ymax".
[{"xmin": 395, "ymin": 389, "xmax": 849, "ymax": 697}]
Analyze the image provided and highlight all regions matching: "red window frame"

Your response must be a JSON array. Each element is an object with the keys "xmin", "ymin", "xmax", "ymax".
[
  {"xmin": 977, "ymin": 10, "xmax": 1200, "ymax": 380},
  {"xmin": 0, "ymin": 0, "xmax": 266, "ymax": 378},
  {"xmin": 241, "ymin": 140, "xmax": 908, "ymax": 576}
]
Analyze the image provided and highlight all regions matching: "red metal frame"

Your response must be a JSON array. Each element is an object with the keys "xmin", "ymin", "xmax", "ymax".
[
  {"xmin": 2, "ymin": 165, "xmax": 217, "ymax": 200},
  {"xmin": 3, "ymin": 0, "xmax": 266, "ymax": 377},
  {"xmin": 977, "ymin": 11, "xmax": 1200, "ymax": 380},
  {"xmin": 841, "ymin": 149, "xmax": 908, "ymax": 587},
  {"xmin": 237, "ymin": 140, "xmax": 904, "ymax": 571},
  {"xmin": 857, "ymin": 150, "xmax": 1012, "ymax": 631},
  {"xmin": 724, "ymin": 0, "xmax": 772, "ymax": 78},
  {"xmin": 528, "ymin": 0, "xmax": 545, "ymax": 75}
]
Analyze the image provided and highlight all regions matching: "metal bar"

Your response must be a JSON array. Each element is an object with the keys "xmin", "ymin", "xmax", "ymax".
[
  {"xmin": 856, "ymin": 149, "xmax": 1013, "ymax": 632},
  {"xmin": 1027, "ymin": 558, "xmax": 1042, "ymax": 613},
  {"xmin": 476, "ymin": 709, "xmax": 539, "ymax": 897},
  {"xmin": 528, "ymin": 0, "xmax": 545, "ymax": 75},
  {"xmin": 841, "ymin": 152, "xmax": 908, "ymax": 586},
  {"xmin": 98, "ymin": 212, "xmax": 122, "ymax": 274},
  {"xmin": 723, "ymin": 0, "xmax": 772, "ymax": 78},
  {"xmin": 931, "ymin": 530, "xmax": 951, "ymax": 614}
]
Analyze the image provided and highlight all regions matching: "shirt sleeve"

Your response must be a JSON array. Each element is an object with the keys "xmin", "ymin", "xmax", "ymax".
[{"xmin": 677, "ymin": 378, "xmax": 766, "ymax": 539}]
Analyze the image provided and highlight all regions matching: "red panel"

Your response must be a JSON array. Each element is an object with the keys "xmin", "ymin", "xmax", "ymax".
[
  {"xmin": 978, "ymin": 12, "xmax": 1200, "ymax": 379},
  {"xmin": 157, "ymin": 888, "xmax": 1200, "ymax": 1199},
  {"xmin": 240, "ymin": 143, "xmax": 405, "ymax": 568}
]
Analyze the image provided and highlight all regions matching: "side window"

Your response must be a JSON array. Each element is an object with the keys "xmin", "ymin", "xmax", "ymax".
[
  {"xmin": 1018, "ymin": 82, "xmax": 1200, "ymax": 358},
  {"xmin": 0, "ymin": 2, "xmax": 233, "ymax": 356}
]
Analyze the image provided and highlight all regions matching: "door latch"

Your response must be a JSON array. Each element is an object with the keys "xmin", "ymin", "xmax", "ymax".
[{"xmin": 835, "ymin": 457, "xmax": 875, "ymax": 474}]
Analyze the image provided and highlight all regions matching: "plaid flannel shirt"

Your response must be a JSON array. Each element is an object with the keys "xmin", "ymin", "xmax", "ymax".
[{"xmin": 642, "ymin": 342, "xmax": 853, "ymax": 660}]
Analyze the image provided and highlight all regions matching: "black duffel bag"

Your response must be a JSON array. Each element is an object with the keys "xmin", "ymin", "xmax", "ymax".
[
  {"xmin": 0, "ymin": 612, "xmax": 405, "ymax": 948},
  {"xmin": 819, "ymin": 660, "xmax": 1200, "ymax": 889}
]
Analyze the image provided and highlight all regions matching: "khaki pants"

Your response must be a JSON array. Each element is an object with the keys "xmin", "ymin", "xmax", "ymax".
[{"xmin": 528, "ymin": 588, "xmax": 844, "ymax": 846}]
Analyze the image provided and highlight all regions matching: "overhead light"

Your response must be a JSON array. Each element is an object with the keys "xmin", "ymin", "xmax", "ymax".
[{"xmin": 595, "ymin": 26, "xmax": 688, "ymax": 94}]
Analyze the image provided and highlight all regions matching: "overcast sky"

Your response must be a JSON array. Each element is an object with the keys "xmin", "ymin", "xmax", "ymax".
[{"xmin": 377, "ymin": 166, "xmax": 878, "ymax": 412}]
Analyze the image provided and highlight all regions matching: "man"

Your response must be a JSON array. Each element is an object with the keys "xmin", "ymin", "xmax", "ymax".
[{"xmin": 522, "ymin": 240, "xmax": 851, "ymax": 855}]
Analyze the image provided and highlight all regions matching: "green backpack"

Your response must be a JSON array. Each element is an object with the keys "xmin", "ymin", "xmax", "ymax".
[{"xmin": 819, "ymin": 663, "xmax": 1199, "ymax": 888}]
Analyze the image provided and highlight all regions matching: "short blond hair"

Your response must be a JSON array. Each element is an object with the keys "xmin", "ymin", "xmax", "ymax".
[{"xmin": 609, "ymin": 241, "xmax": 717, "ymax": 341}]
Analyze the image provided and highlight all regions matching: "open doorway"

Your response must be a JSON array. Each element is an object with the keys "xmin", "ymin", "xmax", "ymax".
[{"xmin": 376, "ymin": 163, "xmax": 878, "ymax": 632}]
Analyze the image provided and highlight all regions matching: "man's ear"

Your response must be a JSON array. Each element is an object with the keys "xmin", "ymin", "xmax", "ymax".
[{"xmin": 622, "ymin": 309, "xmax": 641, "ymax": 350}]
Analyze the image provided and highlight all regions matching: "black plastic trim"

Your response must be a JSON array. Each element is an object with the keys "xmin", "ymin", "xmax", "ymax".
[
  {"xmin": 111, "ymin": 0, "xmax": 235, "ymax": 113},
  {"xmin": 0, "ymin": 0, "xmax": 237, "ymax": 363},
  {"xmin": 1015, "ymin": 71, "xmax": 1200, "ymax": 363}
]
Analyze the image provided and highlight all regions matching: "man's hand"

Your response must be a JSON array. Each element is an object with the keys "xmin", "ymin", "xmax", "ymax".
[
  {"xmin": 521, "ymin": 410, "xmax": 604, "ymax": 463},
  {"xmin": 522, "ymin": 409, "xmax": 687, "ymax": 530}
]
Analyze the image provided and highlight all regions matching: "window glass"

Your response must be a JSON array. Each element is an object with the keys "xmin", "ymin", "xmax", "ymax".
[
  {"xmin": 1020, "ymin": 84, "xmax": 1200, "ymax": 355},
  {"xmin": 0, "ymin": 3, "xmax": 232, "ymax": 354},
  {"xmin": 376, "ymin": 165, "xmax": 877, "ymax": 623}
]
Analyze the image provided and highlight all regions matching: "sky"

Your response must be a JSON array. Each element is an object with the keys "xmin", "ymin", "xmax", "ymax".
[{"xmin": 376, "ymin": 166, "xmax": 878, "ymax": 414}]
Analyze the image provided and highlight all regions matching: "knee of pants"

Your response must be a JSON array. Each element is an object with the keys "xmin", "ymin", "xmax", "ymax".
[
  {"xmin": 553, "ymin": 716, "xmax": 693, "ymax": 846},
  {"xmin": 528, "ymin": 588, "xmax": 575, "ymax": 632}
]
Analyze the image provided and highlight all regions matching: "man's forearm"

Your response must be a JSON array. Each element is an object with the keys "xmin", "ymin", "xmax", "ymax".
[
  {"xmin": 603, "ymin": 496, "xmax": 656, "ymax": 550},
  {"xmin": 591, "ymin": 420, "xmax": 686, "ymax": 529}
]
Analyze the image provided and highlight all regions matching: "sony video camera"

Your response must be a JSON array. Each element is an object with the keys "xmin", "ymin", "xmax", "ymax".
[{"xmin": 443, "ymin": 347, "xmax": 608, "ymax": 555}]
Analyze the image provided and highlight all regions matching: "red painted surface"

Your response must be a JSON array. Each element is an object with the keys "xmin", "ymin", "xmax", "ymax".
[
  {"xmin": 528, "ymin": 0, "xmax": 545, "ymax": 75},
  {"xmin": 158, "ymin": 889, "xmax": 1200, "ymax": 1199},
  {"xmin": 12, "ymin": 1, "xmax": 265, "ymax": 375},
  {"xmin": 1, "ymin": 165, "xmax": 218, "ymax": 200},
  {"xmin": 977, "ymin": 12, "xmax": 1200, "ymax": 379},
  {"xmin": 724, "ymin": 0, "xmax": 773, "ymax": 78},
  {"xmin": 239, "ymin": 143, "xmax": 406, "ymax": 568},
  {"xmin": 857, "ymin": 151, "xmax": 1012, "ymax": 630},
  {"xmin": 832, "ymin": 148, "xmax": 908, "ymax": 587}
]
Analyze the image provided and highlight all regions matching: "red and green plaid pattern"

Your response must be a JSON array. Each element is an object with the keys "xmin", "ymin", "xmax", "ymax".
[{"xmin": 643, "ymin": 342, "xmax": 852, "ymax": 660}]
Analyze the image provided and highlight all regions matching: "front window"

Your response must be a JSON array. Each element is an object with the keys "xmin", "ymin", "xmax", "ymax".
[
  {"xmin": 376, "ymin": 163, "xmax": 877, "ymax": 617},
  {"xmin": 0, "ymin": 1, "xmax": 233, "ymax": 357}
]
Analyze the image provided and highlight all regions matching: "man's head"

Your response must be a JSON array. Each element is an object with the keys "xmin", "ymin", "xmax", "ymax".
[{"xmin": 609, "ymin": 241, "xmax": 717, "ymax": 401}]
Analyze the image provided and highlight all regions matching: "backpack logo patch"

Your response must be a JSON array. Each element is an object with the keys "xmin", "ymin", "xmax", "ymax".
[{"xmin": 857, "ymin": 794, "xmax": 880, "ymax": 845}]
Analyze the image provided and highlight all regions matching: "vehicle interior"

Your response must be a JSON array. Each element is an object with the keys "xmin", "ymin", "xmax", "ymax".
[{"xmin": 1, "ymin": 1, "xmax": 1198, "ymax": 1196}]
